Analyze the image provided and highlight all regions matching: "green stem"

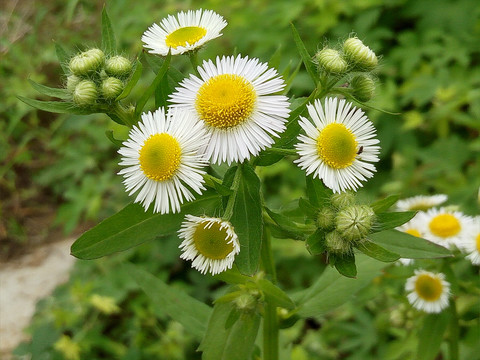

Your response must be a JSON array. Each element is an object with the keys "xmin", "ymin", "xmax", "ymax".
[
  {"xmin": 265, "ymin": 147, "xmax": 297, "ymax": 156},
  {"xmin": 222, "ymin": 165, "xmax": 242, "ymax": 221},
  {"xmin": 113, "ymin": 103, "xmax": 136, "ymax": 127},
  {"xmin": 188, "ymin": 51, "xmax": 201, "ymax": 77},
  {"xmin": 448, "ymin": 300, "xmax": 459, "ymax": 360},
  {"xmin": 263, "ymin": 302, "xmax": 279, "ymax": 360},
  {"xmin": 261, "ymin": 226, "xmax": 277, "ymax": 283}
]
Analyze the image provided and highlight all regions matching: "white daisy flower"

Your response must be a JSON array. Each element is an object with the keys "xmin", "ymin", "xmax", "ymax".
[
  {"xmin": 395, "ymin": 218, "xmax": 425, "ymax": 266},
  {"xmin": 179, "ymin": 215, "xmax": 240, "ymax": 275},
  {"xmin": 294, "ymin": 97, "xmax": 380, "ymax": 193},
  {"xmin": 142, "ymin": 9, "xmax": 227, "ymax": 56},
  {"xmin": 118, "ymin": 107, "xmax": 208, "ymax": 214},
  {"xmin": 169, "ymin": 54, "xmax": 291, "ymax": 165},
  {"xmin": 462, "ymin": 217, "xmax": 480, "ymax": 265},
  {"xmin": 405, "ymin": 270, "xmax": 450, "ymax": 313},
  {"xmin": 396, "ymin": 194, "xmax": 448, "ymax": 211},
  {"xmin": 416, "ymin": 207, "xmax": 475, "ymax": 249}
]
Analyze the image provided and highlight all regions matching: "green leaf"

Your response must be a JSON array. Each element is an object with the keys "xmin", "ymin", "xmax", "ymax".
[
  {"xmin": 305, "ymin": 229, "xmax": 327, "ymax": 255},
  {"xmin": 333, "ymin": 253, "xmax": 357, "ymax": 278},
  {"xmin": 115, "ymin": 59, "xmax": 143, "ymax": 101},
  {"xmin": 356, "ymin": 240, "xmax": 400, "ymax": 262},
  {"xmin": 101, "ymin": 6, "xmax": 116, "ymax": 54},
  {"xmin": 230, "ymin": 163, "xmax": 263, "ymax": 275},
  {"xmin": 298, "ymin": 197, "xmax": 317, "ymax": 218},
  {"xmin": 368, "ymin": 230, "xmax": 451, "ymax": 259},
  {"xmin": 199, "ymin": 302, "xmax": 260, "ymax": 360},
  {"xmin": 17, "ymin": 96, "xmax": 92, "ymax": 114},
  {"xmin": 294, "ymin": 254, "xmax": 386, "ymax": 318},
  {"xmin": 105, "ymin": 130, "xmax": 124, "ymax": 147},
  {"xmin": 135, "ymin": 51, "xmax": 171, "ymax": 116},
  {"xmin": 264, "ymin": 207, "xmax": 308, "ymax": 240},
  {"xmin": 28, "ymin": 79, "xmax": 70, "ymax": 99},
  {"xmin": 256, "ymin": 278, "xmax": 295, "ymax": 310},
  {"xmin": 416, "ymin": 313, "xmax": 449, "ymax": 360},
  {"xmin": 373, "ymin": 211, "xmax": 417, "ymax": 232},
  {"xmin": 370, "ymin": 194, "xmax": 400, "ymax": 213},
  {"xmin": 291, "ymin": 22, "xmax": 318, "ymax": 86},
  {"xmin": 71, "ymin": 192, "xmax": 221, "ymax": 259},
  {"xmin": 54, "ymin": 41, "xmax": 70, "ymax": 74},
  {"xmin": 127, "ymin": 264, "xmax": 211, "ymax": 340},
  {"xmin": 214, "ymin": 268, "xmax": 251, "ymax": 285},
  {"xmin": 306, "ymin": 175, "xmax": 332, "ymax": 207}
]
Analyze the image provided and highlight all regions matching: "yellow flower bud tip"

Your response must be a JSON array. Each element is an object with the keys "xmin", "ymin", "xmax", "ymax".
[
  {"xmin": 351, "ymin": 75, "xmax": 375, "ymax": 102},
  {"xmin": 343, "ymin": 37, "xmax": 378, "ymax": 70},
  {"xmin": 73, "ymin": 80, "xmax": 98, "ymax": 106},
  {"xmin": 66, "ymin": 74, "xmax": 81, "ymax": 93},
  {"xmin": 69, "ymin": 48, "xmax": 105, "ymax": 76},
  {"xmin": 101, "ymin": 77, "xmax": 124, "ymax": 100},
  {"xmin": 335, "ymin": 204, "xmax": 375, "ymax": 242},
  {"xmin": 325, "ymin": 230, "xmax": 352, "ymax": 254},
  {"xmin": 105, "ymin": 55, "xmax": 133, "ymax": 77},
  {"xmin": 330, "ymin": 191, "xmax": 356, "ymax": 209},
  {"xmin": 315, "ymin": 48, "xmax": 348, "ymax": 74},
  {"xmin": 316, "ymin": 206, "xmax": 336, "ymax": 230}
]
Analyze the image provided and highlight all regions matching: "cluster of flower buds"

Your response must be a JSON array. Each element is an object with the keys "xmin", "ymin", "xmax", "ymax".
[
  {"xmin": 314, "ymin": 36, "xmax": 379, "ymax": 102},
  {"xmin": 66, "ymin": 48, "xmax": 133, "ymax": 107}
]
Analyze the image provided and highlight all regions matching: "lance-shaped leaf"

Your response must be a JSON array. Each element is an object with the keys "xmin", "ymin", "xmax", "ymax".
[
  {"xmin": 17, "ymin": 97, "xmax": 92, "ymax": 115},
  {"xmin": 306, "ymin": 175, "xmax": 332, "ymax": 207},
  {"xmin": 305, "ymin": 229, "xmax": 327, "ymax": 255},
  {"xmin": 54, "ymin": 41, "xmax": 70, "ymax": 74},
  {"xmin": 71, "ymin": 192, "xmax": 221, "ymax": 259},
  {"xmin": 291, "ymin": 22, "xmax": 318, "ymax": 86},
  {"xmin": 230, "ymin": 164, "xmax": 263, "ymax": 275},
  {"xmin": 372, "ymin": 211, "xmax": 417, "ymax": 232},
  {"xmin": 332, "ymin": 253, "xmax": 357, "ymax": 278},
  {"xmin": 115, "ymin": 59, "xmax": 143, "ymax": 101},
  {"xmin": 356, "ymin": 240, "xmax": 400, "ymax": 262},
  {"xmin": 264, "ymin": 207, "xmax": 309, "ymax": 240},
  {"xmin": 28, "ymin": 79, "xmax": 70, "ymax": 100},
  {"xmin": 370, "ymin": 194, "xmax": 400, "ymax": 213},
  {"xmin": 417, "ymin": 312, "xmax": 449, "ymax": 360},
  {"xmin": 127, "ymin": 264, "xmax": 211, "ymax": 340},
  {"xmin": 256, "ymin": 278, "xmax": 295, "ymax": 310},
  {"xmin": 101, "ymin": 6, "xmax": 116, "ymax": 54}
]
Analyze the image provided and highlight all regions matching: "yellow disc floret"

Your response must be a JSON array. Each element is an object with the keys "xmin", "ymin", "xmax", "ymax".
[
  {"xmin": 193, "ymin": 221, "xmax": 235, "ymax": 260},
  {"xmin": 139, "ymin": 133, "xmax": 181, "ymax": 181},
  {"xmin": 195, "ymin": 74, "xmax": 257, "ymax": 129},
  {"xmin": 429, "ymin": 214, "xmax": 461, "ymax": 238},
  {"xmin": 476, "ymin": 233, "xmax": 480, "ymax": 252},
  {"xmin": 317, "ymin": 123, "xmax": 358, "ymax": 169},
  {"xmin": 415, "ymin": 274, "xmax": 443, "ymax": 301},
  {"xmin": 165, "ymin": 26, "xmax": 207, "ymax": 49}
]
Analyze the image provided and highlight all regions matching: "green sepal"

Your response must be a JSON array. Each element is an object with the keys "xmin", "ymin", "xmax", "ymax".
[
  {"xmin": 28, "ymin": 79, "xmax": 70, "ymax": 100},
  {"xmin": 370, "ymin": 194, "xmax": 400, "ymax": 213},
  {"xmin": 305, "ymin": 229, "xmax": 327, "ymax": 255},
  {"xmin": 101, "ymin": 6, "xmax": 116, "ymax": 54},
  {"xmin": 332, "ymin": 253, "xmax": 357, "ymax": 278},
  {"xmin": 356, "ymin": 240, "xmax": 400, "ymax": 262}
]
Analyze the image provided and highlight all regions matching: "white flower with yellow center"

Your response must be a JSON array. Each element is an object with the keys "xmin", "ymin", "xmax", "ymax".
[
  {"xmin": 396, "ymin": 218, "xmax": 425, "ymax": 266},
  {"xmin": 179, "ymin": 215, "xmax": 240, "ymax": 275},
  {"xmin": 417, "ymin": 207, "xmax": 474, "ymax": 249},
  {"xmin": 169, "ymin": 54, "xmax": 291, "ymax": 165},
  {"xmin": 118, "ymin": 108, "xmax": 208, "ymax": 214},
  {"xmin": 461, "ymin": 217, "xmax": 480, "ymax": 266},
  {"xmin": 142, "ymin": 9, "xmax": 227, "ymax": 56},
  {"xmin": 294, "ymin": 97, "xmax": 380, "ymax": 193},
  {"xmin": 405, "ymin": 270, "xmax": 450, "ymax": 313},
  {"xmin": 396, "ymin": 194, "xmax": 448, "ymax": 211}
]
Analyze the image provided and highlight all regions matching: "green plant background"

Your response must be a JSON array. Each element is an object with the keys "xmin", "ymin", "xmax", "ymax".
[{"xmin": 2, "ymin": 0, "xmax": 479, "ymax": 359}]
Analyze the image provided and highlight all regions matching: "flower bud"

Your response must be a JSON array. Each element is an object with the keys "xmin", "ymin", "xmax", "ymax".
[
  {"xmin": 315, "ymin": 48, "xmax": 348, "ymax": 74},
  {"xmin": 234, "ymin": 293, "xmax": 257, "ymax": 311},
  {"xmin": 73, "ymin": 80, "xmax": 98, "ymax": 106},
  {"xmin": 316, "ymin": 206, "xmax": 336, "ymax": 230},
  {"xmin": 105, "ymin": 55, "xmax": 132, "ymax": 77},
  {"xmin": 66, "ymin": 74, "xmax": 81, "ymax": 93},
  {"xmin": 335, "ymin": 204, "xmax": 375, "ymax": 242},
  {"xmin": 101, "ymin": 77, "xmax": 124, "ymax": 100},
  {"xmin": 325, "ymin": 230, "xmax": 351, "ymax": 254},
  {"xmin": 330, "ymin": 191, "xmax": 356, "ymax": 209},
  {"xmin": 69, "ymin": 48, "xmax": 105, "ymax": 76},
  {"xmin": 343, "ymin": 37, "xmax": 378, "ymax": 71},
  {"xmin": 351, "ymin": 75, "xmax": 375, "ymax": 102}
]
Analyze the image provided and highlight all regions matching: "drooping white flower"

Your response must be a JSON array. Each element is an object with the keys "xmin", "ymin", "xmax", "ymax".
[{"xmin": 405, "ymin": 270, "xmax": 450, "ymax": 313}]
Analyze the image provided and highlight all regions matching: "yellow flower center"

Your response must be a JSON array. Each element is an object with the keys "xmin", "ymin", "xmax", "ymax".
[
  {"xmin": 195, "ymin": 74, "xmax": 257, "ymax": 129},
  {"xmin": 193, "ymin": 221, "xmax": 235, "ymax": 260},
  {"xmin": 165, "ymin": 26, "xmax": 207, "ymax": 49},
  {"xmin": 476, "ymin": 233, "xmax": 480, "ymax": 252},
  {"xmin": 316, "ymin": 123, "xmax": 358, "ymax": 169},
  {"xmin": 139, "ymin": 133, "xmax": 181, "ymax": 181},
  {"xmin": 405, "ymin": 228, "xmax": 421, "ymax": 237},
  {"xmin": 429, "ymin": 213, "xmax": 461, "ymax": 238},
  {"xmin": 414, "ymin": 274, "xmax": 443, "ymax": 301}
]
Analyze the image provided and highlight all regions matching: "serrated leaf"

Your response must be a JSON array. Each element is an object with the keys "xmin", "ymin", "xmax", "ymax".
[
  {"xmin": 357, "ymin": 240, "xmax": 400, "ymax": 262},
  {"xmin": 416, "ymin": 313, "xmax": 449, "ymax": 360},
  {"xmin": 54, "ymin": 41, "xmax": 70, "ymax": 74},
  {"xmin": 17, "ymin": 96, "xmax": 92, "ymax": 114},
  {"xmin": 373, "ymin": 211, "xmax": 417, "ymax": 232},
  {"xmin": 291, "ymin": 23, "xmax": 318, "ymax": 86},
  {"xmin": 368, "ymin": 230, "xmax": 451, "ymax": 259},
  {"xmin": 28, "ymin": 79, "xmax": 70, "ymax": 99},
  {"xmin": 71, "ymin": 192, "xmax": 221, "ymax": 259},
  {"xmin": 101, "ymin": 6, "xmax": 116, "ymax": 54},
  {"xmin": 256, "ymin": 278, "xmax": 295, "ymax": 310},
  {"xmin": 115, "ymin": 59, "xmax": 143, "ymax": 101},
  {"xmin": 370, "ymin": 194, "xmax": 400, "ymax": 213},
  {"xmin": 127, "ymin": 264, "xmax": 211, "ymax": 340},
  {"xmin": 230, "ymin": 164, "xmax": 263, "ymax": 275},
  {"xmin": 305, "ymin": 229, "xmax": 327, "ymax": 255},
  {"xmin": 333, "ymin": 254, "xmax": 357, "ymax": 278}
]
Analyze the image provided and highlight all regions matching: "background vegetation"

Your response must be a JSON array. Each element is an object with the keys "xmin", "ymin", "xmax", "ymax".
[{"xmin": 2, "ymin": 0, "xmax": 479, "ymax": 359}]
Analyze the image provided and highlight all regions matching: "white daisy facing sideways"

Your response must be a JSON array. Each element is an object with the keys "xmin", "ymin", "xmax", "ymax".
[
  {"xmin": 118, "ymin": 107, "xmax": 208, "ymax": 214},
  {"xmin": 142, "ymin": 9, "xmax": 227, "ymax": 56},
  {"xmin": 294, "ymin": 97, "xmax": 380, "ymax": 193},
  {"xmin": 178, "ymin": 215, "xmax": 240, "ymax": 275},
  {"xmin": 396, "ymin": 194, "xmax": 448, "ymax": 211},
  {"xmin": 405, "ymin": 270, "xmax": 451, "ymax": 313},
  {"xmin": 169, "ymin": 54, "xmax": 291, "ymax": 165}
]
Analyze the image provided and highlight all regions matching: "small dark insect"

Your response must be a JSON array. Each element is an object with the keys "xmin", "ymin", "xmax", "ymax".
[{"xmin": 357, "ymin": 146, "xmax": 364, "ymax": 155}]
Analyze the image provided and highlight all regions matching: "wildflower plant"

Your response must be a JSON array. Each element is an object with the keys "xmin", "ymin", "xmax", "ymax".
[{"xmin": 19, "ymin": 7, "xmax": 478, "ymax": 360}]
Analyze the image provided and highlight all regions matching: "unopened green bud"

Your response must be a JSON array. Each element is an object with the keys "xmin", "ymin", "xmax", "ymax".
[
  {"xmin": 105, "ymin": 56, "xmax": 132, "ymax": 77},
  {"xmin": 73, "ymin": 80, "xmax": 97, "ymax": 106},
  {"xmin": 66, "ymin": 75, "xmax": 81, "ymax": 93},
  {"xmin": 234, "ymin": 293, "xmax": 257, "ymax": 311},
  {"xmin": 69, "ymin": 48, "xmax": 105, "ymax": 76},
  {"xmin": 330, "ymin": 191, "xmax": 356, "ymax": 209},
  {"xmin": 351, "ymin": 75, "xmax": 375, "ymax": 102},
  {"xmin": 335, "ymin": 204, "xmax": 375, "ymax": 242},
  {"xmin": 343, "ymin": 37, "xmax": 378, "ymax": 71},
  {"xmin": 101, "ymin": 77, "xmax": 124, "ymax": 100},
  {"xmin": 316, "ymin": 207, "xmax": 336, "ymax": 230},
  {"xmin": 325, "ymin": 230, "xmax": 351, "ymax": 254},
  {"xmin": 315, "ymin": 48, "xmax": 348, "ymax": 74}
]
